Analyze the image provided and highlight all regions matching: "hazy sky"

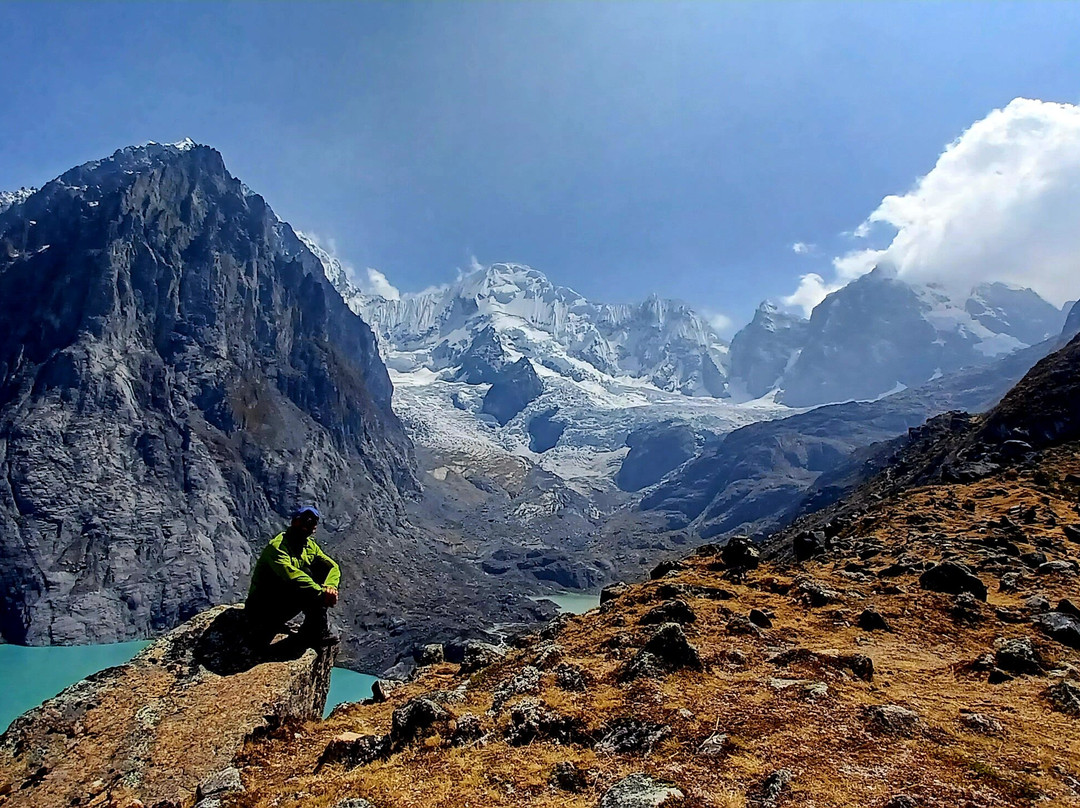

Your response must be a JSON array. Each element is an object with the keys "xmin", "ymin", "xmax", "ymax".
[{"xmin": 2, "ymin": 2, "xmax": 1079, "ymax": 331}]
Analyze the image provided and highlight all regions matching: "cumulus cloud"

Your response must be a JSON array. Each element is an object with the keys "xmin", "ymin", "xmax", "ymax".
[
  {"xmin": 364, "ymin": 268, "xmax": 401, "ymax": 301},
  {"xmin": 791, "ymin": 241, "xmax": 814, "ymax": 255},
  {"xmin": 786, "ymin": 98, "xmax": 1080, "ymax": 315},
  {"xmin": 782, "ymin": 273, "xmax": 841, "ymax": 316},
  {"xmin": 703, "ymin": 311, "xmax": 734, "ymax": 335}
]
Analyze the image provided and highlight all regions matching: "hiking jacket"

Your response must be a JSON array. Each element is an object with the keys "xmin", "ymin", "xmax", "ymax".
[{"xmin": 246, "ymin": 531, "xmax": 341, "ymax": 615}]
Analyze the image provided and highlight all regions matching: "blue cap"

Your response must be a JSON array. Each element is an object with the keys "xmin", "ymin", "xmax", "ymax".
[{"xmin": 292, "ymin": 506, "xmax": 320, "ymax": 520}]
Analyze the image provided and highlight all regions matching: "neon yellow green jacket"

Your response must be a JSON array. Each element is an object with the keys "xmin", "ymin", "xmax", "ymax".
[{"xmin": 246, "ymin": 531, "xmax": 341, "ymax": 617}]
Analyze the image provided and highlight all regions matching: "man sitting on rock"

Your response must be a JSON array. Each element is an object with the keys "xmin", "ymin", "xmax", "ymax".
[{"xmin": 245, "ymin": 506, "xmax": 341, "ymax": 649}]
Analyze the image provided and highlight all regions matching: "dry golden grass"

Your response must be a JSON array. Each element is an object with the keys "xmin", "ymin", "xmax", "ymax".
[{"xmin": 234, "ymin": 446, "xmax": 1080, "ymax": 808}]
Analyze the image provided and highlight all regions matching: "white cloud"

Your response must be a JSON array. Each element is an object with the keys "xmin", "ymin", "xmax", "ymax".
[
  {"xmin": 704, "ymin": 311, "xmax": 734, "ymax": 334},
  {"xmin": 787, "ymin": 98, "xmax": 1080, "ymax": 314},
  {"xmin": 782, "ymin": 273, "xmax": 842, "ymax": 316},
  {"xmin": 364, "ymin": 268, "xmax": 400, "ymax": 301},
  {"xmin": 791, "ymin": 241, "xmax": 814, "ymax": 255}
]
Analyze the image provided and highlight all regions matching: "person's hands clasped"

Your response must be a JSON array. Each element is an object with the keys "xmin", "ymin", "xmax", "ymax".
[{"xmin": 322, "ymin": 586, "xmax": 339, "ymax": 607}]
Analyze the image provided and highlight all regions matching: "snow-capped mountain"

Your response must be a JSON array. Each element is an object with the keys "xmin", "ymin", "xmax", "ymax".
[
  {"xmin": 296, "ymin": 240, "xmax": 731, "ymax": 400},
  {"xmin": 727, "ymin": 268, "xmax": 1069, "ymax": 408},
  {"xmin": 0, "ymin": 187, "xmax": 36, "ymax": 216}
]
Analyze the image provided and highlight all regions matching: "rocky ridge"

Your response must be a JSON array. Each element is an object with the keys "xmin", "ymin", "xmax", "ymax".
[
  {"xmin": 171, "ymin": 331, "xmax": 1080, "ymax": 807},
  {"xmin": 0, "ymin": 142, "xmax": 545, "ymax": 670},
  {"xmin": 0, "ymin": 604, "xmax": 336, "ymax": 808}
]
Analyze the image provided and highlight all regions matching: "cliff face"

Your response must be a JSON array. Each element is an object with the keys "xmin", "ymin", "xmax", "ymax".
[
  {"xmin": 0, "ymin": 604, "xmax": 335, "ymax": 808},
  {"xmin": 0, "ymin": 142, "xmax": 415, "ymax": 654}
]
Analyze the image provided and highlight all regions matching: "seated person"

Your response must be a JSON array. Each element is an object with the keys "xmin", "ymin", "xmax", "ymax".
[{"xmin": 245, "ymin": 506, "xmax": 340, "ymax": 647}]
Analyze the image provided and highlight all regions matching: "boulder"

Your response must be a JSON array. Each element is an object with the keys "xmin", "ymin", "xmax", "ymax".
[
  {"xmin": 721, "ymin": 536, "xmax": 761, "ymax": 570},
  {"xmin": 1038, "ymin": 560, "xmax": 1078, "ymax": 576},
  {"xmin": 599, "ymin": 774, "xmax": 683, "ymax": 808},
  {"xmin": 621, "ymin": 623, "xmax": 702, "ymax": 681},
  {"xmin": 961, "ymin": 713, "xmax": 1004, "ymax": 736},
  {"xmin": 390, "ymin": 698, "xmax": 451, "ymax": 745},
  {"xmin": 993, "ymin": 638, "xmax": 1045, "ymax": 676},
  {"xmin": 749, "ymin": 769, "xmax": 793, "ymax": 808},
  {"xmin": 0, "ymin": 606, "xmax": 334, "ymax": 808},
  {"xmin": 550, "ymin": 761, "xmax": 588, "ymax": 793},
  {"xmin": 794, "ymin": 577, "xmax": 842, "ymax": 607},
  {"xmin": 450, "ymin": 714, "xmax": 485, "ymax": 747},
  {"xmin": 920, "ymin": 561, "xmax": 988, "ymax": 601},
  {"xmin": 793, "ymin": 531, "xmax": 826, "ymax": 562},
  {"xmin": 504, "ymin": 699, "xmax": 589, "ymax": 746},
  {"xmin": 858, "ymin": 608, "xmax": 893, "ymax": 632},
  {"xmin": 1044, "ymin": 681, "xmax": 1080, "ymax": 716},
  {"xmin": 459, "ymin": 641, "xmax": 506, "ymax": 674},
  {"xmin": 640, "ymin": 600, "xmax": 697, "ymax": 625},
  {"xmin": 595, "ymin": 718, "xmax": 670, "ymax": 755},
  {"xmin": 317, "ymin": 733, "xmax": 391, "ymax": 771},
  {"xmin": 196, "ymin": 768, "xmax": 244, "ymax": 801},
  {"xmin": 491, "ymin": 666, "xmax": 541, "ymax": 712},
  {"xmin": 865, "ymin": 704, "xmax": 920, "ymax": 737},
  {"xmin": 334, "ymin": 800, "xmax": 376, "ymax": 808},
  {"xmin": 749, "ymin": 609, "xmax": 774, "ymax": 629},
  {"xmin": 414, "ymin": 644, "xmax": 445, "ymax": 666},
  {"xmin": 600, "ymin": 582, "xmax": 630, "ymax": 604},
  {"xmin": 1035, "ymin": 612, "xmax": 1080, "ymax": 649},
  {"xmin": 649, "ymin": 560, "xmax": 684, "ymax": 580},
  {"xmin": 555, "ymin": 663, "xmax": 591, "ymax": 692}
]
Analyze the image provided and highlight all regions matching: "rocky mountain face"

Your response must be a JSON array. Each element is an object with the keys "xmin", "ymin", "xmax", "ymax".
[
  {"xmin": 640, "ymin": 334, "xmax": 1071, "ymax": 540},
  {"xmin": 327, "ymin": 259, "xmax": 732, "ymax": 401},
  {"xmin": 727, "ymin": 269, "xmax": 1068, "ymax": 407},
  {"xmin": 726, "ymin": 301, "xmax": 809, "ymax": 399},
  {"xmin": 99, "ymin": 336, "xmax": 1078, "ymax": 808},
  {"xmin": 1065, "ymin": 301, "xmax": 1080, "ymax": 337},
  {"xmin": 0, "ymin": 142, "xmax": 550, "ymax": 671}
]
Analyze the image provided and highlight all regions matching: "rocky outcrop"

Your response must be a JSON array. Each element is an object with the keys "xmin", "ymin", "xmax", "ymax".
[
  {"xmin": 0, "ymin": 142, "xmax": 415, "ymax": 664},
  {"xmin": 481, "ymin": 358, "xmax": 543, "ymax": 426},
  {"xmin": 615, "ymin": 421, "xmax": 701, "ymax": 492},
  {"xmin": 727, "ymin": 301, "xmax": 809, "ymax": 399},
  {"xmin": 0, "ymin": 605, "xmax": 335, "ymax": 808},
  {"xmin": 1065, "ymin": 301, "xmax": 1080, "ymax": 337}
]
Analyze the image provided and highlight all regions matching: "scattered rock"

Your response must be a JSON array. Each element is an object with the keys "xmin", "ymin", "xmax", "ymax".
[
  {"xmin": 390, "ymin": 698, "xmax": 450, "ymax": 745},
  {"xmin": 316, "ymin": 733, "xmax": 391, "ymax": 771},
  {"xmin": 196, "ymin": 768, "xmax": 243, "ymax": 801},
  {"xmin": 951, "ymin": 592, "xmax": 984, "ymax": 624},
  {"xmin": 999, "ymin": 571, "xmax": 1023, "ymax": 593},
  {"xmin": 794, "ymin": 577, "xmax": 842, "ymax": 607},
  {"xmin": 994, "ymin": 637, "xmax": 1045, "ymax": 676},
  {"xmin": 749, "ymin": 609, "xmax": 773, "ymax": 628},
  {"xmin": 554, "ymin": 663, "xmax": 591, "ymax": 692},
  {"xmin": 793, "ymin": 531, "xmax": 826, "ymax": 561},
  {"xmin": 370, "ymin": 679, "xmax": 402, "ymax": 703},
  {"xmin": 1060, "ymin": 599, "xmax": 1080, "ymax": 620},
  {"xmin": 1021, "ymin": 551, "xmax": 1049, "ymax": 569},
  {"xmin": 414, "ymin": 644, "xmax": 445, "ymax": 666},
  {"xmin": 333, "ymin": 800, "xmax": 376, "ymax": 808},
  {"xmin": 450, "ymin": 714, "xmax": 485, "ymax": 747},
  {"xmin": 721, "ymin": 535, "xmax": 761, "ymax": 570},
  {"xmin": 621, "ymin": 623, "xmax": 703, "ymax": 681},
  {"xmin": 640, "ymin": 600, "xmax": 697, "ymax": 625},
  {"xmin": 961, "ymin": 713, "xmax": 1004, "ymax": 736},
  {"xmin": 727, "ymin": 615, "xmax": 764, "ymax": 636},
  {"xmin": 505, "ymin": 699, "xmax": 590, "ymax": 746},
  {"xmin": 865, "ymin": 704, "xmax": 920, "ymax": 737},
  {"xmin": 459, "ymin": 641, "xmax": 506, "ymax": 674},
  {"xmin": 696, "ymin": 733, "xmax": 730, "ymax": 756},
  {"xmin": 885, "ymin": 797, "xmax": 917, "ymax": 808},
  {"xmin": 599, "ymin": 774, "xmax": 683, "ymax": 808},
  {"xmin": 491, "ymin": 666, "xmax": 542, "ymax": 712},
  {"xmin": 601, "ymin": 582, "xmax": 630, "ymax": 604},
  {"xmin": 1035, "ymin": 611, "xmax": 1080, "ymax": 649},
  {"xmin": 920, "ymin": 561, "xmax": 988, "ymax": 601},
  {"xmin": 650, "ymin": 560, "xmax": 684, "ymax": 580},
  {"xmin": 549, "ymin": 761, "xmax": 588, "ymax": 793},
  {"xmin": 1045, "ymin": 681, "xmax": 1080, "ymax": 715},
  {"xmin": 1039, "ymin": 560, "xmax": 1078, "ymax": 576},
  {"xmin": 749, "ymin": 769, "xmax": 793, "ymax": 808},
  {"xmin": 858, "ymin": 608, "xmax": 892, "ymax": 632},
  {"xmin": 533, "ymin": 643, "xmax": 565, "ymax": 669},
  {"xmin": 1024, "ymin": 594, "xmax": 1051, "ymax": 612},
  {"xmin": 595, "ymin": 717, "xmax": 671, "ymax": 755},
  {"xmin": 1064, "ymin": 524, "xmax": 1080, "ymax": 543}
]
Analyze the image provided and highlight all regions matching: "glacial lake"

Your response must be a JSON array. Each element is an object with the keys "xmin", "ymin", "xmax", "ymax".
[
  {"xmin": 0, "ymin": 594, "xmax": 597, "ymax": 730},
  {"xmin": 0, "ymin": 642, "xmax": 377, "ymax": 731},
  {"xmin": 530, "ymin": 591, "xmax": 601, "ymax": 614}
]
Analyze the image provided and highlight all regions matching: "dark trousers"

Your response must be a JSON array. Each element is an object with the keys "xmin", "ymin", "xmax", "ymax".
[{"xmin": 246, "ymin": 596, "xmax": 330, "ymax": 649}]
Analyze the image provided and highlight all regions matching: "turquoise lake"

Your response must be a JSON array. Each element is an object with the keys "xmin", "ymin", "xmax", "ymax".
[
  {"xmin": 0, "ymin": 594, "xmax": 597, "ymax": 731},
  {"xmin": 0, "ymin": 642, "xmax": 377, "ymax": 732}
]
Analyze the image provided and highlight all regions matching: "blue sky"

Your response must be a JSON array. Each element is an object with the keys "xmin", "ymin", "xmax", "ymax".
[{"xmin": 2, "ymin": 2, "xmax": 1079, "ymax": 331}]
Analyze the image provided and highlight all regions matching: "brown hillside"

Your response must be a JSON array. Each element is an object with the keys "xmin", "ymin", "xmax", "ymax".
[{"xmin": 229, "ymin": 441, "xmax": 1080, "ymax": 808}]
